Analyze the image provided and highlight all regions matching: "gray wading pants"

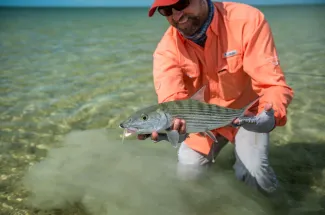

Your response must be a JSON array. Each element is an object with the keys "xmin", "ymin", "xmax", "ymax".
[{"xmin": 177, "ymin": 127, "xmax": 278, "ymax": 193}]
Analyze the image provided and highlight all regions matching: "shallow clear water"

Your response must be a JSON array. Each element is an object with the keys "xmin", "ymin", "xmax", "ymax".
[{"xmin": 0, "ymin": 5, "xmax": 325, "ymax": 215}]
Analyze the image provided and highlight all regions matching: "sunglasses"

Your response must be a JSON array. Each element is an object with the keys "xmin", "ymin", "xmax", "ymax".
[{"xmin": 158, "ymin": 0, "xmax": 190, "ymax": 16}]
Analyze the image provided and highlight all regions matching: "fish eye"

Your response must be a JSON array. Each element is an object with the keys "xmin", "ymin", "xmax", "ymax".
[{"xmin": 141, "ymin": 114, "xmax": 148, "ymax": 121}]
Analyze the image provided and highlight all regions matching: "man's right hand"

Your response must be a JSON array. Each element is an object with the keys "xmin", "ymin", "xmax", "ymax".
[{"xmin": 137, "ymin": 118, "xmax": 187, "ymax": 142}]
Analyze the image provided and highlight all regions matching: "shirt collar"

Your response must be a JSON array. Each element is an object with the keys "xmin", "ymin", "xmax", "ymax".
[{"xmin": 210, "ymin": 2, "xmax": 219, "ymax": 36}]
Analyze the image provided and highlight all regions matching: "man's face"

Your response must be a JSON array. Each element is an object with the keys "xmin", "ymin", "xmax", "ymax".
[{"xmin": 160, "ymin": 0, "xmax": 208, "ymax": 36}]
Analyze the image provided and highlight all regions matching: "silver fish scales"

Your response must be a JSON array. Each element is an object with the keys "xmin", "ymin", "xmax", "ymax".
[{"xmin": 119, "ymin": 86, "xmax": 259, "ymax": 148}]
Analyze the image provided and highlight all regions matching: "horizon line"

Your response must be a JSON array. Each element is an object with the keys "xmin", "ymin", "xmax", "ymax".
[{"xmin": 1, "ymin": 2, "xmax": 325, "ymax": 8}]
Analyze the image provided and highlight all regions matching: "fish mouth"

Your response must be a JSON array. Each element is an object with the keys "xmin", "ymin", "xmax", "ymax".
[
  {"xmin": 126, "ymin": 128, "xmax": 138, "ymax": 133},
  {"xmin": 122, "ymin": 128, "xmax": 138, "ymax": 138},
  {"xmin": 119, "ymin": 123, "xmax": 137, "ymax": 132}
]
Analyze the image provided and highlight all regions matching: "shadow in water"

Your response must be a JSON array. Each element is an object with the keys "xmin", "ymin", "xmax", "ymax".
[
  {"xmin": 174, "ymin": 140, "xmax": 325, "ymax": 215},
  {"xmin": 269, "ymin": 141, "xmax": 325, "ymax": 214}
]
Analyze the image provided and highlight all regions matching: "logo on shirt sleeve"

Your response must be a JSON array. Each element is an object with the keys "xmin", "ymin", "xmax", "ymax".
[{"xmin": 223, "ymin": 50, "xmax": 238, "ymax": 58}]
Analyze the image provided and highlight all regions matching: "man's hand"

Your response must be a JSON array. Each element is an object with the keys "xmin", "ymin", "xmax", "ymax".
[
  {"xmin": 137, "ymin": 118, "xmax": 187, "ymax": 142},
  {"xmin": 233, "ymin": 103, "xmax": 276, "ymax": 133}
]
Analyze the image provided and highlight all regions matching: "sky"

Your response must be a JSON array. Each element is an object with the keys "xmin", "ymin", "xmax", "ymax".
[{"xmin": 0, "ymin": 0, "xmax": 324, "ymax": 7}]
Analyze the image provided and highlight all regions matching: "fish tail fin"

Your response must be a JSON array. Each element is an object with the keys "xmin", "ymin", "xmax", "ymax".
[{"xmin": 240, "ymin": 95, "xmax": 262, "ymax": 117}]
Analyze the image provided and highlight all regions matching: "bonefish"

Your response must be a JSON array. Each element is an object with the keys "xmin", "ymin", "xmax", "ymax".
[{"xmin": 119, "ymin": 86, "xmax": 259, "ymax": 147}]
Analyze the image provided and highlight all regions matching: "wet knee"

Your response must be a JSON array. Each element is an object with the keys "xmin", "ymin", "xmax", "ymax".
[
  {"xmin": 177, "ymin": 143, "xmax": 209, "ymax": 180},
  {"xmin": 233, "ymin": 157, "xmax": 278, "ymax": 193},
  {"xmin": 176, "ymin": 163, "xmax": 207, "ymax": 181}
]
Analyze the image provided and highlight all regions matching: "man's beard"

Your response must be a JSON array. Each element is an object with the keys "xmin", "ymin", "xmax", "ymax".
[{"xmin": 173, "ymin": 15, "xmax": 203, "ymax": 36}]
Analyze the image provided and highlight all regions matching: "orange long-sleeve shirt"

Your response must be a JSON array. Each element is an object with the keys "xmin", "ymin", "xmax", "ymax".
[{"xmin": 152, "ymin": 2, "xmax": 294, "ymax": 155}]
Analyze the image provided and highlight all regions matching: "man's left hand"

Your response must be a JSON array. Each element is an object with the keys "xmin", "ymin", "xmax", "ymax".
[{"xmin": 232, "ymin": 103, "xmax": 276, "ymax": 133}]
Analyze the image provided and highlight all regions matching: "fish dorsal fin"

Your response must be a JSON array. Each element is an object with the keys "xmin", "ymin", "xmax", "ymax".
[
  {"xmin": 190, "ymin": 85, "xmax": 206, "ymax": 102},
  {"xmin": 240, "ymin": 95, "xmax": 263, "ymax": 117}
]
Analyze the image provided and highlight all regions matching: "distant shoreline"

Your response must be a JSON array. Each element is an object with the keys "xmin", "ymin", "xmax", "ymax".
[{"xmin": 0, "ymin": 3, "xmax": 324, "ymax": 9}]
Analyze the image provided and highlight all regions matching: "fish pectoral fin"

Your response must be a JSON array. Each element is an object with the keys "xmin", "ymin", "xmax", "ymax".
[
  {"xmin": 166, "ymin": 130, "xmax": 180, "ymax": 148},
  {"xmin": 205, "ymin": 130, "xmax": 218, "ymax": 143}
]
